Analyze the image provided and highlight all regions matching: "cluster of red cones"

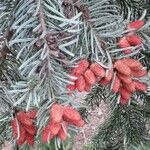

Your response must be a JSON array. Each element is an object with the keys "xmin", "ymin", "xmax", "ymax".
[
  {"xmin": 67, "ymin": 58, "xmax": 147, "ymax": 105},
  {"xmin": 11, "ymin": 110, "xmax": 37, "ymax": 146},
  {"xmin": 42, "ymin": 103, "xmax": 85, "ymax": 143},
  {"xmin": 67, "ymin": 59, "xmax": 105, "ymax": 93},
  {"xmin": 112, "ymin": 58, "xmax": 147, "ymax": 104},
  {"xmin": 118, "ymin": 20, "xmax": 144, "ymax": 54}
]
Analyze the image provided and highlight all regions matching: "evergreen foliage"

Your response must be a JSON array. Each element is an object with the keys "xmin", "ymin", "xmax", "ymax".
[{"xmin": 0, "ymin": 0, "xmax": 149, "ymax": 149}]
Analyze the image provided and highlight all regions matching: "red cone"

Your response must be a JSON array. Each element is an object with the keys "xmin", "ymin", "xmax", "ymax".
[
  {"xmin": 122, "ymin": 58, "xmax": 143, "ymax": 69},
  {"xmin": 63, "ymin": 106, "xmax": 82, "ymax": 123},
  {"xmin": 127, "ymin": 20, "xmax": 144, "ymax": 30},
  {"xmin": 26, "ymin": 110, "xmax": 37, "ymax": 119},
  {"xmin": 72, "ymin": 59, "xmax": 89, "ymax": 76},
  {"xmin": 112, "ymin": 75, "xmax": 121, "ymax": 93},
  {"xmin": 76, "ymin": 75, "xmax": 86, "ymax": 92},
  {"xmin": 114, "ymin": 60, "xmax": 131, "ymax": 76},
  {"xmin": 118, "ymin": 37, "xmax": 132, "ymax": 54},
  {"xmin": 134, "ymin": 80, "xmax": 147, "ymax": 92},
  {"xmin": 84, "ymin": 69, "xmax": 96, "ymax": 85},
  {"xmin": 26, "ymin": 133, "xmax": 34, "ymax": 146},
  {"xmin": 90, "ymin": 63, "xmax": 105, "ymax": 77},
  {"xmin": 126, "ymin": 35, "xmax": 142, "ymax": 46},
  {"xmin": 131, "ymin": 69, "xmax": 147, "ymax": 77},
  {"xmin": 120, "ymin": 87, "xmax": 132, "ymax": 100},
  {"xmin": 42, "ymin": 127, "xmax": 54, "ymax": 143},
  {"xmin": 50, "ymin": 103, "xmax": 63, "ymax": 123},
  {"xmin": 17, "ymin": 112, "xmax": 33, "ymax": 126}
]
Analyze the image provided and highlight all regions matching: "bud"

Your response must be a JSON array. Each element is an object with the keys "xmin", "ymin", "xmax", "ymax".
[
  {"xmin": 90, "ymin": 63, "xmax": 105, "ymax": 77},
  {"xmin": 122, "ymin": 82, "xmax": 136, "ymax": 93},
  {"xmin": 71, "ymin": 119, "xmax": 85, "ymax": 127},
  {"xmin": 58, "ymin": 127, "xmax": 67, "ymax": 141},
  {"xmin": 76, "ymin": 75, "xmax": 86, "ymax": 92},
  {"xmin": 126, "ymin": 35, "xmax": 142, "ymax": 46},
  {"xmin": 42, "ymin": 127, "xmax": 54, "ymax": 143},
  {"xmin": 114, "ymin": 60, "xmax": 131, "ymax": 76},
  {"xmin": 17, "ymin": 112, "xmax": 33, "ymax": 126},
  {"xmin": 112, "ymin": 75, "xmax": 121, "ymax": 93},
  {"xmin": 23, "ymin": 125, "xmax": 37, "ymax": 135},
  {"xmin": 122, "ymin": 58, "xmax": 143, "ymax": 69},
  {"xmin": 117, "ymin": 73, "xmax": 132, "ymax": 84},
  {"xmin": 66, "ymin": 84, "xmax": 76, "ymax": 91},
  {"xmin": 84, "ymin": 83, "xmax": 91, "ymax": 92},
  {"xmin": 58, "ymin": 122, "xmax": 68, "ymax": 141},
  {"xmin": 26, "ymin": 110, "xmax": 37, "ymax": 119},
  {"xmin": 11, "ymin": 118, "xmax": 18, "ymax": 137},
  {"xmin": 99, "ymin": 69, "xmax": 113, "ymax": 85},
  {"xmin": 26, "ymin": 133, "xmax": 34, "ymax": 146},
  {"xmin": 72, "ymin": 59, "xmax": 89, "ymax": 76},
  {"xmin": 120, "ymin": 87, "xmax": 131, "ymax": 100},
  {"xmin": 105, "ymin": 69, "xmax": 113, "ymax": 81},
  {"xmin": 48, "ymin": 121, "xmax": 61, "ymax": 136},
  {"xmin": 134, "ymin": 80, "xmax": 147, "ymax": 92},
  {"xmin": 99, "ymin": 78, "xmax": 110, "ymax": 85},
  {"xmin": 118, "ymin": 37, "xmax": 132, "ymax": 54},
  {"xmin": 50, "ymin": 103, "xmax": 63, "ymax": 123},
  {"xmin": 84, "ymin": 69, "xmax": 96, "ymax": 85},
  {"xmin": 131, "ymin": 69, "xmax": 147, "ymax": 77},
  {"xmin": 127, "ymin": 20, "xmax": 144, "ymax": 30},
  {"xmin": 17, "ymin": 126, "xmax": 26, "ymax": 146},
  {"xmin": 63, "ymin": 106, "xmax": 82, "ymax": 123},
  {"xmin": 120, "ymin": 96, "xmax": 129, "ymax": 105}
]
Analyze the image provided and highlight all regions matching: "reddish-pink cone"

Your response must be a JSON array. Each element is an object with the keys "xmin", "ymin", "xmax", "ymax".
[
  {"xmin": 127, "ymin": 20, "xmax": 144, "ymax": 30},
  {"xmin": 126, "ymin": 35, "xmax": 142, "ymax": 46},
  {"xmin": 118, "ymin": 37, "xmax": 132, "ymax": 54},
  {"xmin": 50, "ymin": 103, "xmax": 63, "ymax": 123}
]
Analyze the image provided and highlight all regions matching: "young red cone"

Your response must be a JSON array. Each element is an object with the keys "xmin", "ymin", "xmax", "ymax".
[
  {"xmin": 26, "ymin": 110, "xmax": 37, "ymax": 119},
  {"xmin": 11, "ymin": 118, "xmax": 18, "ymax": 137},
  {"xmin": 127, "ymin": 20, "xmax": 144, "ymax": 30},
  {"xmin": 17, "ymin": 126, "xmax": 26, "ymax": 146},
  {"xmin": 48, "ymin": 121, "xmax": 61, "ymax": 136},
  {"xmin": 17, "ymin": 112, "xmax": 33, "ymax": 126},
  {"xmin": 23, "ymin": 125, "xmax": 37, "ymax": 135},
  {"xmin": 120, "ymin": 96, "xmax": 129, "ymax": 105},
  {"xmin": 58, "ymin": 127, "xmax": 67, "ymax": 141},
  {"xmin": 114, "ymin": 60, "xmax": 131, "ymax": 76},
  {"xmin": 26, "ymin": 133, "xmax": 35, "ymax": 146},
  {"xmin": 118, "ymin": 37, "xmax": 132, "ymax": 54},
  {"xmin": 58, "ymin": 122, "xmax": 68, "ymax": 141},
  {"xmin": 50, "ymin": 103, "xmax": 63, "ymax": 123},
  {"xmin": 117, "ymin": 73, "xmax": 132, "ymax": 84},
  {"xmin": 66, "ymin": 84, "xmax": 76, "ymax": 91},
  {"xmin": 90, "ymin": 63, "xmax": 105, "ymax": 77},
  {"xmin": 99, "ymin": 69, "xmax": 113, "ymax": 85},
  {"xmin": 84, "ymin": 69, "xmax": 96, "ymax": 85},
  {"xmin": 120, "ymin": 87, "xmax": 132, "ymax": 100},
  {"xmin": 131, "ymin": 69, "xmax": 147, "ymax": 77},
  {"xmin": 72, "ymin": 59, "xmax": 89, "ymax": 76},
  {"xmin": 84, "ymin": 83, "xmax": 92, "ymax": 92},
  {"xmin": 42, "ymin": 127, "xmax": 54, "ymax": 143},
  {"xmin": 63, "ymin": 106, "xmax": 82, "ymax": 123},
  {"xmin": 75, "ymin": 75, "xmax": 86, "ymax": 92},
  {"xmin": 71, "ymin": 119, "xmax": 85, "ymax": 127},
  {"xmin": 112, "ymin": 75, "xmax": 121, "ymax": 93},
  {"xmin": 126, "ymin": 35, "xmax": 142, "ymax": 46},
  {"xmin": 134, "ymin": 80, "xmax": 147, "ymax": 92},
  {"xmin": 122, "ymin": 58, "xmax": 143, "ymax": 69},
  {"xmin": 122, "ymin": 82, "xmax": 136, "ymax": 93},
  {"xmin": 99, "ymin": 79, "xmax": 110, "ymax": 85}
]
